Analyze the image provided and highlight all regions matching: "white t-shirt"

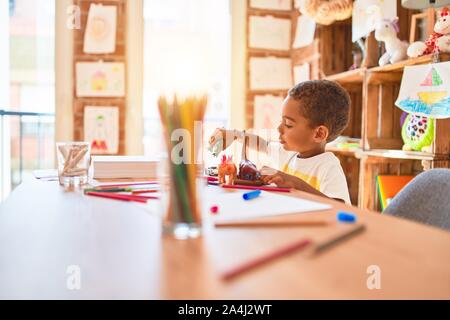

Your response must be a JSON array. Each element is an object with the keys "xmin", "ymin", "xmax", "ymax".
[{"xmin": 267, "ymin": 142, "xmax": 351, "ymax": 204}]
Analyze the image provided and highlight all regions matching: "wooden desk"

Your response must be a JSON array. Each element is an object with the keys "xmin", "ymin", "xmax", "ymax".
[{"xmin": 0, "ymin": 179, "xmax": 449, "ymax": 299}]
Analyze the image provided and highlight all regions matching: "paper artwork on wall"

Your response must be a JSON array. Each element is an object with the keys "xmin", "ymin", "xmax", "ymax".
[
  {"xmin": 254, "ymin": 95, "xmax": 285, "ymax": 130},
  {"xmin": 250, "ymin": 0, "xmax": 292, "ymax": 11},
  {"xmin": 249, "ymin": 15, "xmax": 291, "ymax": 51},
  {"xmin": 395, "ymin": 62, "xmax": 450, "ymax": 119},
  {"xmin": 76, "ymin": 62, "xmax": 125, "ymax": 97},
  {"xmin": 293, "ymin": 63, "xmax": 310, "ymax": 84},
  {"xmin": 83, "ymin": 4, "xmax": 117, "ymax": 54},
  {"xmin": 352, "ymin": 0, "xmax": 397, "ymax": 42},
  {"xmin": 292, "ymin": 15, "xmax": 316, "ymax": 48},
  {"xmin": 84, "ymin": 106, "xmax": 119, "ymax": 154},
  {"xmin": 249, "ymin": 57, "xmax": 293, "ymax": 90}
]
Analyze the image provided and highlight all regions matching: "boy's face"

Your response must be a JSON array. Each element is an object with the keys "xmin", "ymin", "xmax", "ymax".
[{"xmin": 277, "ymin": 97, "xmax": 327, "ymax": 153}]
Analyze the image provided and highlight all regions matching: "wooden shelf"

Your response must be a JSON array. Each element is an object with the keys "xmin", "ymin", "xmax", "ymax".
[
  {"xmin": 361, "ymin": 149, "xmax": 449, "ymax": 161},
  {"xmin": 325, "ymin": 68, "xmax": 365, "ymax": 85},
  {"xmin": 369, "ymin": 53, "xmax": 450, "ymax": 73},
  {"xmin": 248, "ymin": 89, "xmax": 287, "ymax": 95},
  {"xmin": 326, "ymin": 145, "xmax": 362, "ymax": 157}
]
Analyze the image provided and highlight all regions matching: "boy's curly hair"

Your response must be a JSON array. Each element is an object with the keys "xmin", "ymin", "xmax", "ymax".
[{"xmin": 288, "ymin": 80, "xmax": 350, "ymax": 142}]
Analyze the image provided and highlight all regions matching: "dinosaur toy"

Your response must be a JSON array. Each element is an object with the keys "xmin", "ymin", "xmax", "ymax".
[{"xmin": 217, "ymin": 155, "xmax": 237, "ymax": 185}]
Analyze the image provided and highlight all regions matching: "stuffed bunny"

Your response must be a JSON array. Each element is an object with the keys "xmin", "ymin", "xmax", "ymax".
[{"xmin": 374, "ymin": 18, "xmax": 408, "ymax": 66}]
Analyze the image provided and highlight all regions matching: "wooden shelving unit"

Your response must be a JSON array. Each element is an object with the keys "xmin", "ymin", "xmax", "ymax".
[
  {"xmin": 243, "ymin": 1, "xmax": 449, "ymax": 211},
  {"xmin": 361, "ymin": 149, "xmax": 448, "ymax": 161},
  {"xmin": 369, "ymin": 53, "xmax": 450, "ymax": 72},
  {"xmin": 288, "ymin": 3, "xmax": 449, "ymax": 211},
  {"xmin": 325, "ymin": 68, "xmax": 365, "ymax": 85}
]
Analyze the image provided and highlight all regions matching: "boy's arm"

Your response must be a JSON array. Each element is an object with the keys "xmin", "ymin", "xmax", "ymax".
[
  {"xmin": 261, "ymin": 169, "xmax": 345, "ymax": 203},
  {"xmin": 208, "ymin": 128, "xmax": 270, "ymax": 155}
]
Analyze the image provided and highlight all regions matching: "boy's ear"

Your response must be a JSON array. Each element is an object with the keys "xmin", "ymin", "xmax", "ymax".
[{"xmin": 314, "ymin": 125, "xmax": 329, "ymax": 142}]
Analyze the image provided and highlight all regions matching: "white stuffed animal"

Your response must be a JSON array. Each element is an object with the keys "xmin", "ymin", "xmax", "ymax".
[
  {"xmin": 407, "ymin": 7, "xmax": 450, "ymax": 58},
  {"xmin": 374, "ymin": 18, "xmax": 408, "ymax": 66}
]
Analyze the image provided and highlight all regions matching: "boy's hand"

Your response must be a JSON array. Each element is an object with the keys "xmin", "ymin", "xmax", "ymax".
[
  {"xmin": 208, "ymin": 128, "xmax": 227, "ymax": 156},
  {"xmin": 261, "ymin": 167, "xmax": 303, "ymax": 189},
  {"xmin": 208, "ymin": 128, "xmax": 240, "ymax": 156}
]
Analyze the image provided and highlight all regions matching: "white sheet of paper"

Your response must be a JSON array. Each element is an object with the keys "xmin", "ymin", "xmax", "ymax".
[
  {"xmin": 76, "ymin": 62, "xmax": 125, "ymax": 97},
  {"xmin": 250, "ymin": 0, "xmax": 292, "ymax": 10},
  {"xmin": 84, "ymin": 106, "xmax": 119, "ymax": 154},
  {"xmin": 395, "ymin": 62, "xmax": 450, "ymax": 119},
  {"xmin": 293, "ymin": 63, "xmax": 310, "ymax": 84},
  {"xmin": 33, "ymin": 169, "xmax": 58, "ymax": 180},
  {"xmin": 250, "ymin": 57, "xmax": 293, "ymax": 90},
  {"xmin": 249, "ymin": 15, "xmax": 291, "ymax": 51},
  {"xmin": 352, "ymin": 0, "xmax": 397, "ymax": 42},
  {"xmin": 205, "ymin": 190, "xmax": 331, "ymax": 222},
  {"xmin": 292, "ymin": 15, "xmax": 316, "ymax": 49},
  {"xmin": 83, "ymin": 4, "xmax": 117, "ymax": 54},
  {"xmin": 254, "ymin": 95, "xmax": 284, "ymax": 130}
]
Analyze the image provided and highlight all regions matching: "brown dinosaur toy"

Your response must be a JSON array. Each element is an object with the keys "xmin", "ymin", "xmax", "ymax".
[
  {"xmin": 218, "ymin": 155, "xmax": 237, "ymax": 185},
  {"xmin": 236, "ymin": 135, "xmax": 264, "ymax": 186}
]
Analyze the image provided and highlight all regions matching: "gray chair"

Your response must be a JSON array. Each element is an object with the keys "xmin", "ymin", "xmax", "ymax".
[{"xmin": 384, "ymin": 169, "xmax": 450, "ymax": 231}]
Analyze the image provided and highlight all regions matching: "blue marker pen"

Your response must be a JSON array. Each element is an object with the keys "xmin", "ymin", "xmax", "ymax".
[
  {"xmin": 242, "ymin": 190, "xmax": 261, "ymax": 201},
  {"xmin": 337, "ymin": 211, "xmax": 357, "ymax": 223}
]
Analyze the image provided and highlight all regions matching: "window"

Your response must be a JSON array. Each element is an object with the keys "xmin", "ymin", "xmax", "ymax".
[
  {"xmin": 1, "ymin": 0, "xmax": 55, "ymax": 198},
  {"xmin": 143, "ymin": 0, "xmax": 231, "ymax": 167}
]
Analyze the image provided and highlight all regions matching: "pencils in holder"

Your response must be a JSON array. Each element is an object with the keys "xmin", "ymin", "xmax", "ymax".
[{"xmin": 158, "ymin": 95, "xmax": 208, "ymax": 235}]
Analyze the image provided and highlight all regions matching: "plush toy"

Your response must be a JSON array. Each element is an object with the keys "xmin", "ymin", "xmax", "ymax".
[
  {"xmin": 217, "ymin": 155, "xmax": 237, "ymax": 185},
  {"xmin": 407, "ymin": 7, "xmax": 450, "ymax": 58},
  {"xmin": 374, "ymin": 17, "xmax": 408, "ymax": 66},
  {"xmin": 299, "ymin": 0, "xmax": 353, "ymax": 25},
  {"xmin": 401, "ymin": 113, "xmax": 435, "ymax": 152}
]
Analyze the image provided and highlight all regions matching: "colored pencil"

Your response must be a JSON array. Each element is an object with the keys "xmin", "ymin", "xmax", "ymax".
[
  {"xmin": 158, "ymin": 95, "xmax": 207, "ymax": 225},
  {"xmin": 95, "ymin": 182, "xmax": 159, "ymax": 189},
  {"xmin": 221, "ymin": 184, "xmax": 291, "ymax": 193},
  {"xmin": 221, "ymin": 238, "xmax": 312, "ymax": 281},
  {"xmin": 311, "ymin": 224, "xmax": 365, "ymax": 255},
  {"xmin": 85, "ymin": 191, "xmax": 148, "ymax": 203},
  {"xmin": 214, "ymin": 220, "xmax": 328, "ymax": 228},
  {"xmin": 84, "ymin": 187, "xmax": 132, "ymax": 193},
  {"xmin": 131, "ymin": 189, "xmax": 159, "ymax": 194}
]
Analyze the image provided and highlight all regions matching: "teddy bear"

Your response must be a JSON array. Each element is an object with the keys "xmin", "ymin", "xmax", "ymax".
[
  {"xmin": 407, "ymin": 7, "xmax": 450, "ymax": 58},
  {"xmin": 299, "ymin": 0, "xmax": 353, "ymax": 25}
]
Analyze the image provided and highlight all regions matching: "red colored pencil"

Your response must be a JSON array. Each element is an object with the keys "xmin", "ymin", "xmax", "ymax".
[
  {"xmin": 221, "ymin": 184, "xmax": 291, "ymax": 193},
  {"xmin": 221, "ymin": 238, "xmax": 312, "ymax": 281},
  {"xmin": 134, "ymin": 194, "xmax": 160, "ymax": 200},
  {"xmin": 85, "ymin": 191, "xmax": 149, "ymax": 203}
]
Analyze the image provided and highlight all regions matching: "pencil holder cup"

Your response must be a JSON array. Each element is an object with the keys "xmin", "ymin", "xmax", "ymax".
[
  {"xmin": 56, "ymin": 142, "xmax": 90, "ymax": 186},
  {"xmin": 158, "ymin": 95, "xmax": 207, "ymax": 239}
]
